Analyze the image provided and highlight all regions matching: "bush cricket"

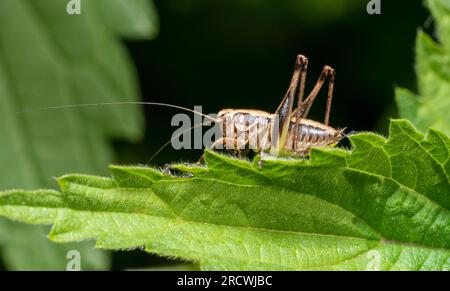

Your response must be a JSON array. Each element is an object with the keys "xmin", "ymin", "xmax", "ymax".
[
  {"xmin": 207, "ymin": 54, "xmax": 345, "ymax": 168},
  {"xmin": 20, "ymin": 54, "xmax": 345, "ymax": 168}
]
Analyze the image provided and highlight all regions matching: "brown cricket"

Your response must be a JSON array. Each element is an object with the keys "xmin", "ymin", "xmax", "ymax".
[
  {"xmin": 209, "ymin": 54, "xmax": 345, "ymax": 168},
  {"xmin": 25, "ymin": 54, "xmax": 345, "ymax": 168}
]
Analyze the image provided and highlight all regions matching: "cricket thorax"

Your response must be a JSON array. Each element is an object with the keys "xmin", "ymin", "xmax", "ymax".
[
  {"xmin": 217, "ymin": 109, "xmax": 276, "ymax": 151},
  {"xmin": 284, "ymin": 118, "xmax": 343, "ymax": 153}
]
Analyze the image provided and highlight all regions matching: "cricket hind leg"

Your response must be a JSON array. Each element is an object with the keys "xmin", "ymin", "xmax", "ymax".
[
  {"xmin": 290, "ymin": 64, "xmax": 335, "ymax": 152},
  {"xmin": 299, "ymin": 65, "xmax": 335, "ymax": 124},
  {"xmin": 291, "ymin": 56, "xmax": 309, "ymax": 152},
  {"xmin": 274, "ymin": 54, "xmax": 309, "ymax": 145}
]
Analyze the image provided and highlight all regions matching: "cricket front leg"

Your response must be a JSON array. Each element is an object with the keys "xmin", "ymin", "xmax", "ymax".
[
  {"xmin": 258, "ymin": 150, "xmax": 265, "ymax": 169},
  {"xmin": 197, "ymin": 154, "xmax": 206, "ymax": 165},
  {"xmin": 197, "ymin": 136, "xmax": 238, "ymax": 165}
]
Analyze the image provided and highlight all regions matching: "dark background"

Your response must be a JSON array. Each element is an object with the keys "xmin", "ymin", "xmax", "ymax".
[{"xmin": 113, "ymin": 0, "xmax": 429, "ymax": 269}]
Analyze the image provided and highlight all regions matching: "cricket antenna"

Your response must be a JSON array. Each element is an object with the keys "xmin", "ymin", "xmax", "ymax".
[
  {"xmin": 17, "ymin": 101, "xmax": 217, "ymax": 123},
  {"xmin": 148, "ymin": 121, "xmax": 214, "ymax": 163}
]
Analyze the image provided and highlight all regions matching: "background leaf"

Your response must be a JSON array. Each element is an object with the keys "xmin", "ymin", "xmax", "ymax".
[
  {"xmin": 0, "ymin": 0, "xmax": 157, "ymax": 270},
  {"xmin": 97, "ymin": 0, "xmax": 159, "ymax": 39},
  {"xmin": 0, "ymin": 120, "xmax": 448, "ymax": 270},
  {"xmin": 396, "ymin": 0, "xmax": 450, "ymax": 135}
]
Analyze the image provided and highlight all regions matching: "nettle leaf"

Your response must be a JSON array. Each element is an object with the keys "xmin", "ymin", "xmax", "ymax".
[
  {"xmin": 396, "ymin": 0, "xmax": 450, "ymax": 135},
  {"xmin": 0, "ymin": 0, "xmax": 157, "ymax": 270},
  {"xmin": 0, "ymin": 120, "xmax": 448, "ymax": 271},
  {"xmin": 96, "ymin": 0, "xmax": 159, "ymax": 39}
]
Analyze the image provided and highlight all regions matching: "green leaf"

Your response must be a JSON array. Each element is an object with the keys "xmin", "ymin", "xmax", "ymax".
[
  {"xmin": 97, "ymin": 0, "xmax": 159, "ymax": 39},
  {"xmin": 0, "ymin": 0, "xmax": 157, "ymax": 270},
  {"xmin": 0, "ymin": 120, "xmax": 448, "ymax": 270},
  {"xmin": 396, "ymin": 0, "xmax": 450, "ymax": 135}
]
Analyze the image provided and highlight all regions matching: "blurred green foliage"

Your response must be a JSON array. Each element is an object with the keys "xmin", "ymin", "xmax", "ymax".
[
  {"xmin": 0, "ymin": 0, "xmax": 157, "ymax": 270},
  {"xmin": 396, "ymin": 0, "xmax": 450, "ymax": 135}
]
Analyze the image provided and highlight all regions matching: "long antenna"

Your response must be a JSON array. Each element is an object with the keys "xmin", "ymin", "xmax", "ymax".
[
  {"xmin": 147, "ymin": 121, "xmax": 213, "ymax": 163},
  {"xmin": 17, "ymin": 101, "xmax": 217, "ymax": 123}
]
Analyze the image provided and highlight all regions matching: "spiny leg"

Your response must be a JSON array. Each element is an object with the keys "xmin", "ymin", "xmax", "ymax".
[
  {"xmin": 324, "ymin": 70, "xmax": 335, "ymax": 126},
  {"xmin": 198, "ymin": 137, "xmax": 226, "ymax": 164},
  {"xmin": 257, "ymin": 123, "xmax": 275, "ymax": 170},
  {"xmin": 292, "ymin": 56, "xmax": 309, "ymax": 151},
  {"xmin": 197, "ymin": 136, "xmax": 248, "ymax": 164},
  {"xmin": 206, "ymin": 126, "xmax": 265, "ymax": 170},
  {"xmin": 274, "ymin": 54, "xmax": 308, "ymax": 151},
  {"xmin": 300, "ymin": 65, "xmax": 335, "ymax": 123},
  {"xmin": 258, "ymin": 150, "xmax": 265, "ymax": 169}
]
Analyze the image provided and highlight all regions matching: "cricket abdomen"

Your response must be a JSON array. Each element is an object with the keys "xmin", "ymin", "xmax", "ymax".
[{"xmin": 284, "ymin": 118, "xmax": 343, "ymax": 153}]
